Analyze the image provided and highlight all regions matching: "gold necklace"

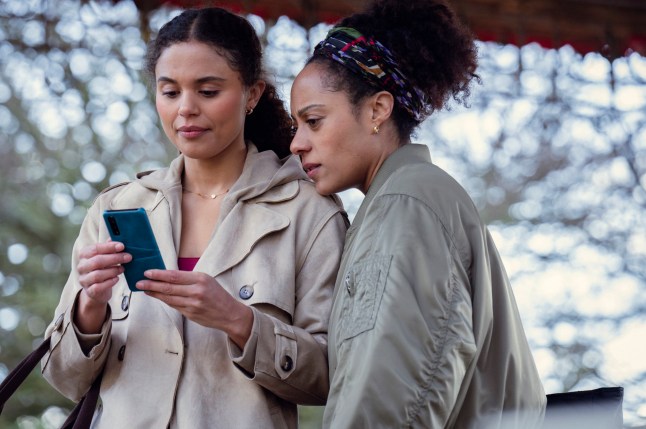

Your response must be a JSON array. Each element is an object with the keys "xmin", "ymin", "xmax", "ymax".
[{"xmin": 182, "ymin": 188, "xmax": 229, "ymax": 200}]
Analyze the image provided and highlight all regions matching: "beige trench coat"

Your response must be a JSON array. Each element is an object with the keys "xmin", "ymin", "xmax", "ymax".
[
  {"xmin": 42, "ymin": 145, "xmax": 348, "ymax": 428},
  {"xmin": 323, "ymin": 144, "xmax": 546, "ymax": 429}
]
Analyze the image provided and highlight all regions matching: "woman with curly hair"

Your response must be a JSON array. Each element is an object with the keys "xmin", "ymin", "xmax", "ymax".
[
  {"xmin": 290, "ymin": 0, "xmax": 546, "ymax": 427},
  {"xmin": 41, "ymin": 7, "xmax": 347, "ymax": 428}
]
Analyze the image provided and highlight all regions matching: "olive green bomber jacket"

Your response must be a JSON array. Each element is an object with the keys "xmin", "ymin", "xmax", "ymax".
[{"xmin": 323, "ymin": 144, "xmax": 546, "ymax": 429}]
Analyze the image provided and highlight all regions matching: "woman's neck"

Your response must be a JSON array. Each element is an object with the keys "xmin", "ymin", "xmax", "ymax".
[
  {"xmin": 182, "ymin": 142, "xmax": 248, "ymax": 193},
  {"xmin": 360, "ymin": 133, "xmax": 405, "ymax": 194}
]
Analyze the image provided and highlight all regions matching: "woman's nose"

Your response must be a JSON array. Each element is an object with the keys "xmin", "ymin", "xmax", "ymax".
[
  {"xmin": 178, "ymin": 95, "xmax": 198, "ymax": 117},
  {"xmin": 290, "ymin": 129, "xmax": 309, "ymax": 155}
]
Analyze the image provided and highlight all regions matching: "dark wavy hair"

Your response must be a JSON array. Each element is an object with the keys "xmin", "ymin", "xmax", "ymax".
[
  {"xmin": 145, "ymin": 8, "xmax": 292, "ymax": 158},
  {"xmin": 309, "ymin": 0, "xmax": 479, "ymax": 141}
]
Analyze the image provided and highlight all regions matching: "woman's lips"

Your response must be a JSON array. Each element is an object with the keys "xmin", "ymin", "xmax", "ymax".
[
  {"xmin": 178, "ymin": 126, "xmax": 207, "ymax": 139},
  {"xmin": 302, "ymin": 163, "xmax": 321, "ymax": 180}
]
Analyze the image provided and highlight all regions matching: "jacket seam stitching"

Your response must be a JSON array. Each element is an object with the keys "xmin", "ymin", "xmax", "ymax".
[
  {"xmin": 405, "ymin": 264, "xmax": 461, "ymax": 426},
  {"xmin": 375, "ymin": 192, "xmax": 461, "ymax": 258}
]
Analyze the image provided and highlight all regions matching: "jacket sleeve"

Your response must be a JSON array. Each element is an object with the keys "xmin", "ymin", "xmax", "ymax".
[
  {"xmin": 228, "ymin": 208, "xmax": 347, "ymax": 405},
  {"xmin": 41, "ymin": 202, "xmax": 113, "ymax": 402},
  {"xmin": 324, "ymin": 194, "xmax": 478, "ymax": 428}
]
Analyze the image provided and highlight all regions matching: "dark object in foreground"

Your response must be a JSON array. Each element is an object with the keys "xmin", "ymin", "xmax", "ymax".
[
  {"xmin": 544, "ymin": 387, "xmax": 624, "ymax": 429},
  {"xmin": 0, "ymin": 335, "xmax": 102, "ymax": 429}
]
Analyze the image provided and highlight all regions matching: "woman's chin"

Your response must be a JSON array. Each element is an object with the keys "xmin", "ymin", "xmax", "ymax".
[{"xmin": 314, "ymin": 181, "xmax": 335, "ymax": 196}]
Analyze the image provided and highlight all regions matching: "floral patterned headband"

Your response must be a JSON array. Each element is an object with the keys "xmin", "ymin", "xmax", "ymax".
[{"xmin": 313, "ymin": 26, "xmax": 428, "ymax": 122}]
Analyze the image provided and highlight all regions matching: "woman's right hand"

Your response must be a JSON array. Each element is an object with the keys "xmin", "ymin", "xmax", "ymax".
[{"xmin": 74, "ymin": 241, "xmax": 132, "ymax": 333}]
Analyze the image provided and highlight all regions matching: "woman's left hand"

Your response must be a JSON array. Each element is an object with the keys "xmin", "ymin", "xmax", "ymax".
[{"xmin": 136, "ymin": 269, "xmax": 253, "ymax": 349}]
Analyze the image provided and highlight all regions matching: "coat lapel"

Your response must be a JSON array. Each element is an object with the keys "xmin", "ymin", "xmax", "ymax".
[{"xmin": 196, "ymin": 200, "xmax": 290, "ymax": 278}]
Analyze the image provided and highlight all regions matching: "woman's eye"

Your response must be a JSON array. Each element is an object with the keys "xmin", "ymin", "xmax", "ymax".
[
  {"xmin": 161, "ymin": 90, "xmax": 178, "ymax": 98},
  {"xmin": 290, "ymin": 126, "xmax": 297, "ymax": 137},
  {"xmin": 306, "ymin": 118, "xmax": 320, "ymax": 127},
  {"xmin": 200, "ymin": 90, "xmax": 219, "ymax": 97}
]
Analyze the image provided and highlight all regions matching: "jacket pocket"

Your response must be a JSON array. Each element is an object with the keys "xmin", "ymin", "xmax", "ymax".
[{"xmin": 337, "ymin": 254, "xmax": 392, "ymax": 343}]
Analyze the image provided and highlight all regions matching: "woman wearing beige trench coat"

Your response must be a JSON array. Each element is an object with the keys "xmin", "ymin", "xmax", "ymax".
[{"xmin": 41, "ymin": 8, "xmax": 347, "ymax": 428}]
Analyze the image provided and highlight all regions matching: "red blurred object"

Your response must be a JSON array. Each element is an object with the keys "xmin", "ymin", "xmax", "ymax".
[{"xmin": 120, "ymin": 0, "xmax": 646, "ymax": 58}]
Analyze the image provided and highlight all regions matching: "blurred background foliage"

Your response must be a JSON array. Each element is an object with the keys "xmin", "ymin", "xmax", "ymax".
[{"xmin": 0, "ymin": 1, "xmax": 644, "ymax": 428}]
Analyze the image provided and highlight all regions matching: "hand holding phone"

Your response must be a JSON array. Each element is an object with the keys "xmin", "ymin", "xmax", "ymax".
[{"xmin": 102, "ymin": 208, "xmax": 165, "ymax": 291}]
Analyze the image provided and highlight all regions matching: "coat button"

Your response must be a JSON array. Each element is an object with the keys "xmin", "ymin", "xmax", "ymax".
[
  {"xmin": 53, "ymin": 314, "xmax": 64, "ymax": 331},
  {"xmin": 118, "ymin": 345, "xmax": 126, "ymax": 361},
  {"xmin": 121, "ymin": 295, "xmax": 130, "ymax": 311},
  {"xmin": 239, "ymin": 285, "xmax": 254, "ymax": 300},
  {"xmin": 281, "ymin": 356, "xmax": 293, "ymax": 372},
  {"xmin": 345, "ymin": 274, "xmax": 354, "ymax": 296}
]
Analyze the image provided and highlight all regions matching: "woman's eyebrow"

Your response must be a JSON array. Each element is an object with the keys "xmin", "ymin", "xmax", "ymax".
[
  {"xmin": 296, "ymin": 104, "xmax": 324, "ymax": 117},
  {"xmin": 156, "ymin": 76, "xmax": 226, "ymax": 84}
]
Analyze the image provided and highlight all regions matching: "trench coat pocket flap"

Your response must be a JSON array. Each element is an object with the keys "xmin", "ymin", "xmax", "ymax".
[
  {"xmin": 205, "ymin": 204, "xmax": 290, "ymax": 278},
  {"xmin": 338, "ymin": 254, "xmax": 392, "ymax": 343},
  {"xmin": 274, "ymin": 325, "xmax": 297, "ymax": 380}
]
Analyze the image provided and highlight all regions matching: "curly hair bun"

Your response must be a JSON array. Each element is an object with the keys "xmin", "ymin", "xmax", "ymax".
[{"xmin": 338, "ymin": 0, "xmax": 478, "ymax": 112}]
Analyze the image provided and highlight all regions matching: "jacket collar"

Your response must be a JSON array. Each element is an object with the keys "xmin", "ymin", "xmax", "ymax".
[
  {"xmin": 350, "ymin": 143, "xmax": 431, "ymax": 233},
  {"xmin": 334, "ymin": 143, "xmax": 432, "ymax": 301}
]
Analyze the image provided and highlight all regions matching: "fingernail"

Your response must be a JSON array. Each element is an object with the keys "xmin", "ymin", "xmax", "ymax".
[{"xmin": 115, "ymin": 242, "xmax": 125, "ymax": 251}]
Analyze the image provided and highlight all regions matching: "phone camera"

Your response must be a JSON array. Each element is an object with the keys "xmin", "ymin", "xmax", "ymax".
[{"xmin": 107, "ymin": 216, "xmax": 121, "ymax": 235}]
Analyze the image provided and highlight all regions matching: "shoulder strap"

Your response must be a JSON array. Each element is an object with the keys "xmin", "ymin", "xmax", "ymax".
[
  {"xmin": 0, "ymin": 337, "xmax": 102, "ymax": 428},
  {"xmin": 0, "ymin": 337, "xmax": 51, "ymax": 413},
  {"xmin": 61, "ymin": 372, "xmax": 103, "ymax": 429}
]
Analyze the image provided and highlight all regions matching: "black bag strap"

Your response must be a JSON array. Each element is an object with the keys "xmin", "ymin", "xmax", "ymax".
[
  {"xmin": 61, "ymin": 372, "xmax": 102, "ymax": 429},
  {"xmin": 0, "ymin": 337, "xmax": 52, "ymax": 412},
  {"xmin": 0, "ymin": 336, "xmax": 102, "ymax": 429}
]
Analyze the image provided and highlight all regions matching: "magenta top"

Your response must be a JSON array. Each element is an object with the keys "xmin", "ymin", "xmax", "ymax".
[{"xmin": 177, "ymin": 257, "xmax": 199, "ymax": 271}]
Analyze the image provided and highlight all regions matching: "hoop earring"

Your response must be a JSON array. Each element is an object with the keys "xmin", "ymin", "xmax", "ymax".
[
  {"xmin": 246, "ymin": 107, "xmax": 254, "ymax": 115},
  {"xmin": 372, "ymin": 125, "xmax": 380, "ymax": 135}
]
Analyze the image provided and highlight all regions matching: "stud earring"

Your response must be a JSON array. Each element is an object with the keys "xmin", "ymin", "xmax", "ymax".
[
  {"xmin": 246, "ymin": 107, "xmax": 254, "ymax": 115},
  {"xmin": 372, "ymin": 125, "xmax": 380, "ymax": 135}
]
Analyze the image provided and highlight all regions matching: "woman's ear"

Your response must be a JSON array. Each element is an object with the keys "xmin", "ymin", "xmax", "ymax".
[
  {"xmin": 247, "ymin": 80, "xmax": 266, "ymax": 110},
  {"xmin": 369, "ymin": 90, "xmax": 395, "ymax": 126}
]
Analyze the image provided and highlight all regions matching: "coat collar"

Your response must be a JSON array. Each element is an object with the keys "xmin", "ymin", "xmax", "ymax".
[
  {"xmin": 134, "ymin": 143, "xmax": 304, "ymax": 206},
  {"xmin": 130, "ymin": 143, "xmax": 307, "ymax": 277}
]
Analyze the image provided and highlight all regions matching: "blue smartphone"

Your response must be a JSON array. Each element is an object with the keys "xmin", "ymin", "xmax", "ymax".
[{"xmin": 102, "ymin": 208, "xmax": 165, "ymax": 292}]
